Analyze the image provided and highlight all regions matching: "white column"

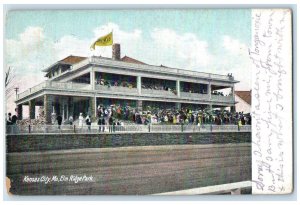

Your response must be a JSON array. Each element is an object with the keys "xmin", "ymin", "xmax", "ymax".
[
  {"xmin": 208, "ymin": 81, "xmax": 212, "ymax": 113},
  {"xmin": 94, "ymin": 96, "xmax": 97, "ymax": 117},
  {"xmin": 231, "ymin": 84, "xmax": 235, "ymax": 100},
  {"xmin": 137, "ymin": 76, "xmax": 142, "ymax": 95},
  {"xmin": 62, "ymin": 102, "xmax": 65, "ymax": 120},
  {"xmin": 90, "ymin": 70, "xmax": 95, "ymax": 90},
  {"xmin": 176, "ymin": 80, "xmax": 180, "ymax": 97},
  {"xmin": 231, "ymin": 84, "xmax": 236, "ymax": 112},
  {"xmin": 208, "ymin": 81, "xmax": 211, "ymax": 100},
  {"xmin": 66, "ymin": 102, "xmax": 69, "ymax": 120}
]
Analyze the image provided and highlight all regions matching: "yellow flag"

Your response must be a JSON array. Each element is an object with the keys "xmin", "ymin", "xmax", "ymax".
[{"xmin": 90, "ymin": 32, "xmax": 113, "ymax": 50}]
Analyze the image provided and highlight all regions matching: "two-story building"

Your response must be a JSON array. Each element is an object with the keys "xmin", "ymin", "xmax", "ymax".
[{"xmin": 15, "ymin": 44, "xmax": 238, "ymax": 124}]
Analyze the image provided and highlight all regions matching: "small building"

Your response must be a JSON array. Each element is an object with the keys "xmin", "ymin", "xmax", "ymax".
[
  {"xmin": 234, "ymin": 91, "xmax": 251, "ymax": 114},
  {"xmin": 15, "ymin": 44, "xmax": 239, "ymax": 124}
]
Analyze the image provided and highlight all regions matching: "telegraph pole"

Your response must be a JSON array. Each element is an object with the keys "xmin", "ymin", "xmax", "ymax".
[{"xmin": 14, "ymin": 87, "xmax": 19, "ymax": 99}]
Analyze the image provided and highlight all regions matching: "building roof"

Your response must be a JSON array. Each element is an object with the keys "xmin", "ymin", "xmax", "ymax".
[
  {"xmin": 235, "ymin": 91, "xmax": 251, "ymax": 105},
  {"xmin": 42, "ymin": 55, "xmax": 87, "ymax": 72},
  {"xmin": 43, "ymin": 53, "xmax": 238, "ymax": 84},
  {"xmin": 121, "ymin": 55, "xmax": 147, "ymax": 65},
  {"xmin": 59, "ymin": 55, "xmax": 87, "ymax": 65}
]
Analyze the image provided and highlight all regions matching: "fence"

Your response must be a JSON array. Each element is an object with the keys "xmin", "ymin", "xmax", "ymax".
[{"xmin": 6, "ymin": 124, "xmax": 251, "ymax": 134}]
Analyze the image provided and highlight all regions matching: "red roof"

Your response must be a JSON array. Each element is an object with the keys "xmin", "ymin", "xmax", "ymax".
[
  {"xmin": 121, "ymin": 56, "xmax": 147, "ymax": 65},
  {"xmin": 59, "ymin": 55, "xmax": 87, "ymax": 65},
  {"xmin": 235, "ymin": 91, "xmax": 251, "ymax": 105}
]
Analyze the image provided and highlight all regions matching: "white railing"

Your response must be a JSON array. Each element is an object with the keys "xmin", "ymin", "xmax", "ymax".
[
  {"xmin": 211, "ymin": 95, "xmax": 234, "ymax": 103},
  {"xmin": 180, "ymin": 92, "xmax": 209, "ymax": 100},
  {"xmin": 141, "ymin": 89, "xmax": 177, "ymax": 97},
  {"xmin": 48, "ymin": 81, "xmax": 92, "ymax": 90},
  {"xmin": 176, "ymin": 69, "xmax": 211, "ymax": 78},
  {"xmin": 211, "ymin": 125, "xmax": 239, "ymax": 132},
  {"xmin": 6, "ymin": 124, "xmax": 251, "ymax": 134},
  {"xmin": 17, "ymin": 81, "xmax": 92, "ymax": 100},
  {"xmin": 17, "ymin": 82, "xmax": 46, "ymax": 100},
  {"xmin": 239, "ymin": 125, "xmax": 252, "ymax": 132},
  {"xmin": 30, "ymin": 82, "xmax": 46, "ymax": 93},
  {"xmin": 95, "ymin": 84, "xmax": 138, "ymax": 94},
  {"xmin": 149, "ymin": 125, "xmax": 182, "ymax": 132},
  {"xmin": 17, "ymin": 90, "xmax": 31, "ymax": 99}
]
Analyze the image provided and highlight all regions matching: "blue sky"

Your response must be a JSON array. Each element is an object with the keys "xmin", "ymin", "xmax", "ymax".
[
  {"xmin": 5, "ymin": 9, "xmax": 252, "ymax": 111},
  {"xmin": 6, "ymin": 9, "xmax": 251, "ymax": 53}
]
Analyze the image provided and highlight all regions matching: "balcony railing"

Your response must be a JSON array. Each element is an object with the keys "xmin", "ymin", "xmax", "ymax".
[
  {"xmin": 180, "ymin": 92, "xmax": 209, "ymax": 100},
  {"xmin": 141, "ymin": 89, "xmax": 177, "ymax": 98},
  {"xmin": 18, "ymin": 90, "xmax": 31, "ymax": 99},
  {"xmin": 17, "ymin": 81, "xmax": 92, "ymax": 100},
  {"xmin": 17, "ymin": 81, "xmax": 234, "ymax": 105},
  {"xmin": 95, "ymin": 85, "xmax": 138, "ymax": 94},
  {"xmin": 17, "ymin": 82, "xmax": 46, "ymax": 99},
  {"xmin": 48, "ymin": 81, "xmax": 92, "ymax": 90},
  {"xmin": 211, "ymin": 95, "xmax": 234, "ymax": 103}
]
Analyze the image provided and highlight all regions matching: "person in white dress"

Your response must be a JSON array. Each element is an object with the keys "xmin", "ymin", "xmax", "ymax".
[{"xmin": 78, "ymin": 113, "xmax": 84, "ymax": 128}]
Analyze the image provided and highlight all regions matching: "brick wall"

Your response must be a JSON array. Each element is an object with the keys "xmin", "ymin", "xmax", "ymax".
[{"xmin": 6, "ymin": 132, "xmax": 251, "ymax": 153}]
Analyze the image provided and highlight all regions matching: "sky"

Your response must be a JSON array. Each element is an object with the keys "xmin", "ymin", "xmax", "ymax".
[{"xmin": 5, "ymin": 9, "xmax": 252, "ymax": 113}]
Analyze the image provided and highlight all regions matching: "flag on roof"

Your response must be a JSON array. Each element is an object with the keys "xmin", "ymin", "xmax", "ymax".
[{"xmin": 90, "ymin": 31, "xmax": 113, "ymax": 50}]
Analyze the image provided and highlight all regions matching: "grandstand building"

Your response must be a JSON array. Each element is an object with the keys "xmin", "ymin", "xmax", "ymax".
[{"xmin": 15, "ymin": 44, "xmax": 238, "ymax": 124}]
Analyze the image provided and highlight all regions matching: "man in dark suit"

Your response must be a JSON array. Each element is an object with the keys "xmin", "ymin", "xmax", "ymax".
[{"xmin": 57, "ymin": 115, "xmax": 62, "ymax": 129}]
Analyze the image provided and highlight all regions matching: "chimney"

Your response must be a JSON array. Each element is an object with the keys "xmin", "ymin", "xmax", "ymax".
[{"xmin": 112, "ymin": 43, "xmax": 121, "ymax": 60}]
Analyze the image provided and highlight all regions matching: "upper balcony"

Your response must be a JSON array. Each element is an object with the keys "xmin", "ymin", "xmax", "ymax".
[
  {"xmin": 88, "ymin": 57, "xmax": 236, "ymax": 82},
  {"xmin": 16, "ymin": 81, "xmax": 235, "ymax": 105}
]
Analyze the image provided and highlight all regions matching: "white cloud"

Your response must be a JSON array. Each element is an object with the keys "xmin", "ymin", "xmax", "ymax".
[
  {"xmin": 148, "ymin": 28, "xmax": 212, "ymax": 69},
  {"xmin": 5, "ymin": 23, "xmax": 144, "ymax": 112},
  {"xmin": 216, "ymin": 35, "xmax": 251, "ymax": 91},
  {"xmin": 53, "ymin": 35, "xmax": 90, "ymax": 58},
  {"xmin": 222, "ymin": 35, "xmax": 248, "ymax": 55},
  {"xmin": 19, "ymin": 27, "xmax": 45, "ymax": 48}
]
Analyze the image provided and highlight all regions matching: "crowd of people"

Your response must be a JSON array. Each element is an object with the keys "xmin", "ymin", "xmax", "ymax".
[
  {"xmin": 6, "ymin": 104, "xmax": 251, "ymax": 133},
  {"xmin": 96, "ymin": 76, "xmax": 136, "ymax": 89},
  {"xmin": 6, "ymin": 112, "xmax": 18, "ymax": 126},
  {"xmin": 141, "ymin": 82, "xmax": 177, "ymax": 94},
  {"xmin": 94, "ymin": 75, "xmax": 235, "ymax": 98},
  {"xmin": 92, "ymin": 104, "xmax": 251, "ymax": 131}
]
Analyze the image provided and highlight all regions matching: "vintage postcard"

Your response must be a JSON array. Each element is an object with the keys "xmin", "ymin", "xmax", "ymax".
[{"xmin": 4, "ymin": 8, "xmax": 293, "ymax": 196}]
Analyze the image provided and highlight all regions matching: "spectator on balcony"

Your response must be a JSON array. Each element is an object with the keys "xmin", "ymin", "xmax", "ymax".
[
  {"xmin": 78, "ymin": 113, "xmax": 84, "ymax": 128},
  {"xmin": 108, "ymin": 116, "xmax": 114, "ymax": 132},
  {"xmin": 100, "ymin": 79, "xmax": 104, "ymax": 85},
  {"xmin": 98, "ymin": 116, "xmax": 105, "ymax": 132},
  {"xmin": 136, "ymin": 113, "xmax": 142, "ymax": 124},
  {"xmin": 103, "ymin": 108, "xmax": 109, "ymax": 125},
  {"xmin": 85, "ymin": 115, "xmax": 91, "ymax": 131},
  {"xmin": 69, "ymin": 116, "xmax": 73, "ymax": 125},
  {"xmin": 56, "ymin": 115, "xmax": 62, "ymax": 129},
  {"xmin": 247, "ymin": 116, "xmax": 251, "ymax": 125},
  {"xmin": 241, "ymin": 115, "xmax": 246, "ymax": 125},
  {"xmin": 97, "ymin": 105, "xmax": 104, "ymax": 118}
]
